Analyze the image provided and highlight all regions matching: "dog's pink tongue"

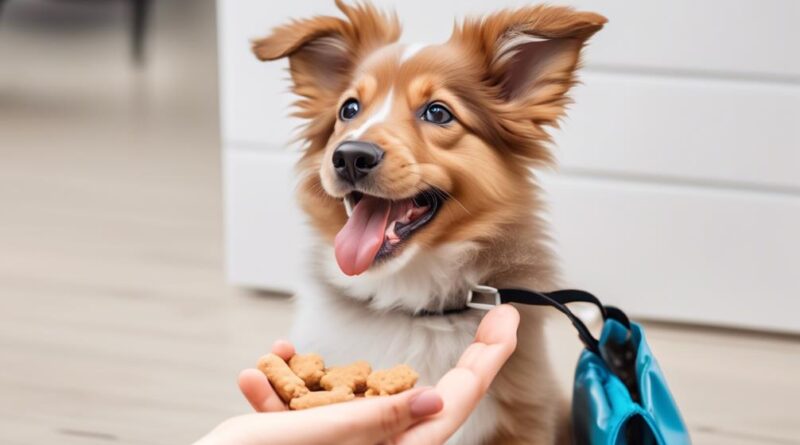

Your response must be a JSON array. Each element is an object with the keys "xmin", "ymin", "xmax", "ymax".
[{"xmin": 334, "ymin": 196, "xmax": 391, "ymax": 276}]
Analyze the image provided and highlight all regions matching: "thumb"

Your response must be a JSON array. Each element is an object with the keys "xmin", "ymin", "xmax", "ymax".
[{"xmin": 334, "ymin": 387, "xmax": 443, "ymax": 444}]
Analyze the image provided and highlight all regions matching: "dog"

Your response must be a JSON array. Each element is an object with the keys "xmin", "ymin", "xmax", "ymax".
[{"xmin": 252, "ymin": 2, "xmax": 605, "ymax": 443}]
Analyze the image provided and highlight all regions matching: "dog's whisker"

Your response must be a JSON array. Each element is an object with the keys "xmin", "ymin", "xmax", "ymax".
[
  {"xmin": 402, "ymin": 171, "xmax": 471, "ymax": 215},
  {"xmin": 408, "ymin": 183, "xmax": 461, "ymax": 225},
  {"xmin": 420, "ymin": 180, "xmax": 471, "ymax": 216}
]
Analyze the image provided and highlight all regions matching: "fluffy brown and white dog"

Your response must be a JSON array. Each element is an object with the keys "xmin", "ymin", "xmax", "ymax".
[{"xmin": 253, "ymin": 2, "xmax": 605, "ymax": 443}]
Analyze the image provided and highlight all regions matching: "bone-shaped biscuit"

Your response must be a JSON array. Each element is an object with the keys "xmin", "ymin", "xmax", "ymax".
[
  {"xmin": 257, "ymin": 353, "xmax": 309, "ymax": 402},
  {"xmin": 289, "ymin": 387, "xmax": 355, "ymax": 410},
  {"xmin": 320, "ymin": 360, "xmax": 371, "ymax": 393},
  {"xmin": 257, "ymin": 352, "xmax": 418, "ymax": 409},
  {"xmin": 289, "ymin": 353, "xmax": 326, "ymax": 389},
  {"xmin": 365, "ymin": 364, "xmax": 419, "ymax": 396}
]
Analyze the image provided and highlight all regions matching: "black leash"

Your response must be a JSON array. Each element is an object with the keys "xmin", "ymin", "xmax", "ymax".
[{"xmin": 467, "ymin": 286, "xmax": 631, "ymax": 356}]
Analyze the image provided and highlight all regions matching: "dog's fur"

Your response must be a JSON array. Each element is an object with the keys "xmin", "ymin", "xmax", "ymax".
[{"xmin": 253, "ymin": 2, "xmax": 605, "ymax": 443}]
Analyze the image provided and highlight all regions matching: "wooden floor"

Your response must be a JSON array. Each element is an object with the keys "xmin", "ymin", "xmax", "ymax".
[{"xmin": 0, "ymin": 2, "xmax": 798, "ymax": 444}]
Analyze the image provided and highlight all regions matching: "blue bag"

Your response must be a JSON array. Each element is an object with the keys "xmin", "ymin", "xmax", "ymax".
[{"xmin": 468, "ymin": 287, "xmax": 692, "ymax": 444}]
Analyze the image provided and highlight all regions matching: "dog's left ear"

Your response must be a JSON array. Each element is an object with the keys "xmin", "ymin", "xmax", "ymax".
[
  {"xmin": 454, "ymin": 6, "xmax": 606, "ymax": 135},
  {"xmin": 251, "ymin": 1, "xmax": 400, "ymax": 148},
  {"xmin": 252, "ymin": 1, "xmax": 400, "ymax": 115}
]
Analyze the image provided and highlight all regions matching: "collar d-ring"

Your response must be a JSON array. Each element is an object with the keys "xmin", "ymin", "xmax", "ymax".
[{"xmin": 466, "ymin": 284, "xmax": 500, "ymax": 310}]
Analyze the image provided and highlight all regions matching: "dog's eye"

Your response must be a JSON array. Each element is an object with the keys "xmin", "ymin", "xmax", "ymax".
[
  {"xmin": 339, "ymin": 98, "xmax": 360, "ymax": 121},
  {"xmin": 422, "ymin": 102, "xmax": 454, "ymax": 125}
]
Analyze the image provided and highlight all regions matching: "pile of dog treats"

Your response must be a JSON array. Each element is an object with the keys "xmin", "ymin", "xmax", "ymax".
[{"xmin": 257, "ymin": 352, "xmax": 419, "ymax": 410}]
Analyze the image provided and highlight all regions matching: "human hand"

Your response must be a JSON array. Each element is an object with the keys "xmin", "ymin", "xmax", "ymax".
[{"xmin": 197, "ymin": 304, "xmax": 519, "ymax": 445}]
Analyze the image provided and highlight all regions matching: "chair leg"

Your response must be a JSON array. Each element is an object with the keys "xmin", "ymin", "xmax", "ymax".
[{"xmin": 130, "ymin": 0, "xmax": 150, "ymax": 65}]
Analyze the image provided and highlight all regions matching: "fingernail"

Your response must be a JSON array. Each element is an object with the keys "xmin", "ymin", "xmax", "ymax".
[{"xmin": 409, "ymin": 389, "xmax": 443, "ymax": 417}]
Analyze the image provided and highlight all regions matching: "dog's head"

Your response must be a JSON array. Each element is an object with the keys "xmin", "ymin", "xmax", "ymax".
[{"xmin": 254, "ymin": 1, "xmax": 605, "ymax": 277}]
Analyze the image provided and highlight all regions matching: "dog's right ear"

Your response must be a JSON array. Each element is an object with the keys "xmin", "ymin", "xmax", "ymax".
[
  {"xmin": 451, "ymin": 5, "xmax": 605, "ymax": 164},
  {"xmin": 252, "ymin": 1, "xmax": 400, "ymax": 114}
]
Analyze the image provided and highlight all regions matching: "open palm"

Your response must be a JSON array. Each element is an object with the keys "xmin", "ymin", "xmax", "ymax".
[{"xmin": 198, "ymin": 305, "xmax": 519, "ymax": 445}]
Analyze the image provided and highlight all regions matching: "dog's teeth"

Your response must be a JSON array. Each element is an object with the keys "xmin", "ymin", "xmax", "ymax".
[
  {"xmin": 386, "ymin": 221, "xmax": 400, "ymax": 243},
  {"xmin": 344, "ymin": 197, "xmax": 353, "ymax": 217}
]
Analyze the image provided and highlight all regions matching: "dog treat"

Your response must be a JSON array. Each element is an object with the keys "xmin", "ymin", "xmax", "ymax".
[
  {"xmin": 289, "ymin": 386, "xmax": 355, "ymax": 410},
  {"xmin": 289, "ymin": 353, "xmax": 326, "ymax": 389},
  {"xmin": 257, "ymin": 351, "xmax": 418, "ymax": 409},
  {"xmin": 257, "ymin": 353, "xmax": 309, "ymax": 402},
  {"xmin": 320, "ymin": 360, "xmax": 371, "ymax": 393},
  {"xmin": 365, "ymin": 364, "xmax": 419, "ymax": 397}
]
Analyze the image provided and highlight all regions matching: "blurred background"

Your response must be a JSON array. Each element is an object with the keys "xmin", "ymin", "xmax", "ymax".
[{"xmin": 1, "ymin": 0, "xmax": 798, "ymax": 444}]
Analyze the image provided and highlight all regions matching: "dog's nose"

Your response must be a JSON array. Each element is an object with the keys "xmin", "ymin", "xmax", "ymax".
[{"xmin": 332, "ymin": 141, "xmax": 384, "ymax": 184}]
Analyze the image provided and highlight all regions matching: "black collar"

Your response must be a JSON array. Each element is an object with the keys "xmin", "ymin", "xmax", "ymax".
[{"xmin": 414, "ymin": 306, "xmax": 472, "ymax": 316}]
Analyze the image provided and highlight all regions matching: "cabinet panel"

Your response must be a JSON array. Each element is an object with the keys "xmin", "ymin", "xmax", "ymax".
[
  {"xmin": 544, "ymin": 172, "xmax": 800, "ymax": 333},
  {"xmin": 223, "ymin": 149, "xmax": 304, "ymax": 292},
  {"xmin": 555, "ymin": 73, "xmax": 800, "ymax": 190}
]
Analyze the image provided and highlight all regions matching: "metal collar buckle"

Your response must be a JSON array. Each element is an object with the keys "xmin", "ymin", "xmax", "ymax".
[{"xmin": 466, "ymin": 285, "xmax": 501, "ymax": 310}]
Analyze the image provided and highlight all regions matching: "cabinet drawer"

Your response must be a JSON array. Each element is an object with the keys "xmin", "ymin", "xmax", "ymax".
[
  {"xmin": 564, "ymin": 0, "xmax": 800, "ymax": 79},
  {"xmin": 543, "ymin": 172, "xmax": 800, "ymax": 333},
  {"xmin": 555, "ymin": 72, "xmax": 800, "ymax": 190}
]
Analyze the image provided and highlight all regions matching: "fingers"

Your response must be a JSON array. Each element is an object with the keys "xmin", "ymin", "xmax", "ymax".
[
  {"xmin": 237, "ymin": 339, "xmax": 295, "ymax": 413},
  {"xmin": 271, "ymin": 339, "xmax": 295, "ymax": 361},
  {"xmin": 456, "ymin": 304, "xmax": 519, "ymax": 392},
  {"xmin": 234, "ymin": 379, "xmax": 444, "ymax": 443},
  {"xmin": 238, "ymin": 369, "xmax": 287, "ymax": 413},
  {"xmin": 315, "ymin": 387, "xmax": 443, "ymax": 444},
  {"xmin": 209, "ymin": 388, "xmax": 443, "ymax": 445},
  {"xmin": 395, "ymin": 305, "xmax": 520, "ymax": 444},
  {"xmin": 474, "ymin": 304, "xmax": 519, "ymax": 352}
]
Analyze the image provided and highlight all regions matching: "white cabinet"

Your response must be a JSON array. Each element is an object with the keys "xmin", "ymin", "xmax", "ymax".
[{"xmin": 218, "ymin": 0, "xmax": 800, "ymax": 333}]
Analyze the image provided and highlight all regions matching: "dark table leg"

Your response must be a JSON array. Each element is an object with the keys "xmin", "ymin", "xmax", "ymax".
[{"xmin": 130, "ymin": 0, "xmax": 150, "ymax": 65}]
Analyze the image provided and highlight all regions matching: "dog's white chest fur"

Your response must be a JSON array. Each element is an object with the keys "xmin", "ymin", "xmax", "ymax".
[{"xmin": 290, "ymin": 242, "xmax": 499, "ymax": 445}]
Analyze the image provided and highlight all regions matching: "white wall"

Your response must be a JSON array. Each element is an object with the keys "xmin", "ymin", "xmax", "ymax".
[{"xmin": 218, "ymin": 0, "xmax": 800, "ymax": 333}]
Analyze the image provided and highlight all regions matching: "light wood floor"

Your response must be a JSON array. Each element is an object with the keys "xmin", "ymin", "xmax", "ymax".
[{"xmin": 1, "ymin": 2, "xmax": 798, "ymax": 444}]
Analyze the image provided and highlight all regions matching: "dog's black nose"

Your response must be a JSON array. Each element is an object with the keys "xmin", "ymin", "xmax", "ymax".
[{"xmin": 332, "ymin": 141, "xmax": 384, "ymax": 183}]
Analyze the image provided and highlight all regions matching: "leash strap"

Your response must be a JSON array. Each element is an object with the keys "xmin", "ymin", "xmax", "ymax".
[
  {"xmin": 468, "ymin": 286, "xmax": 631, "ymax": 355},
  {"xmin": 470, "ymin": 286, "xmax": 642, "ymax": 402}
]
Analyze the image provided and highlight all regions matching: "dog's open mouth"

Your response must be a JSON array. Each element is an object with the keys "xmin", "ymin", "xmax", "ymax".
[{"xmin": 334, "ymin": 189, "xmax": 443, "ymax": 276}]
